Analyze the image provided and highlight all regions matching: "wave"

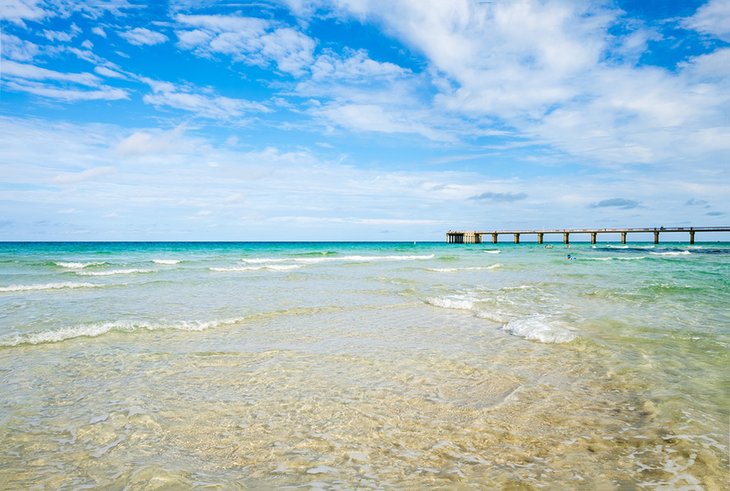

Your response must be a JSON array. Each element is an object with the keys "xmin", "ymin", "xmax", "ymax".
[
  {"xmin": 210, "ymin": 265, "xmax": 302, "ymax": 272},
  {"xmin": 502, "ymin": 315, "xmax": 576, "ymax": 344},
  {"xmin": 240, "ymin": 258, "xmax": 288, "ymax": 264},
  {"xmin": 297, "ymin": 254, "xmax": 435, "ymax": 264},
  {"xmin": 483, "ymin": 250, "xmax": 501, "ymax": 254},
  {"xmin": 77, "ymin": 269, "xmax": 154, "ymax": 276},
  {"xmin": 584, "ymin": 256, "xmax": 647, "ymax": 261},
  {"xmin": 649, "ymin": 251, "xmax": 691, "ymax": 256},
  {"xmin": 0, "ymin": 282, "xmax": 100, "ymax": 293},
  {"xmin": 428, "ymin": 264, "xmax": 502, "ymax": 272},
  {"xmin": 288, "ymin": 251, "xmax": 338, "ymax": 257},
  {"xmin": 152, "ymin": 259, "xmax": 181, "ymax": 265},
  {"xmin": 241, "ymin": 254, "xmax": 435, "ymax": 265},
  {"xmin": 425, "ymin": 295, "xmax": 475, "ymax": 310},
  {"xmin": 0, "ymin": 317, "xmax": 247, "ymax": 347},
  {"xmin": 55, "ymin": 261, "xmax": 106, "ymax": 269}
]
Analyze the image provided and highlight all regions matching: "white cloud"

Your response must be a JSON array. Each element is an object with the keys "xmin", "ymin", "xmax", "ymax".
[
  {"xmin": 115, "ymin": 125, "xmax": 194, "ymax": 156},
  {"xmin": 94, "ymin": 65, "xmax": 127, "ymax": 79},
  {"xmin": 684, "ymin": 0, "xmax": 730, "ymax": 42},
  {"xmin": 309, "ymin": 49, "xmax": 408, "ymax": 82},
  {"xmin": 0, "ymin": 0, "xmax": 47, "ymax": 26},
  {"xmin": 2, "ymin": 59, "xmax": 100, "ymax": 86},
  {"xmin": 1, "ymin": 59, "xmax": 128, "ymax": 101},
  {"xmin": 0, "ymin": 34, "xmax": 40, "ymax": 61},
  {"xmin": 42, "ymin": 29, "xmax": 72, "ymax": 42},
  {"xmin": 0, "ymin": 0, "xmax": 133, "ymax": 26},
  {"xmin": 140, "ymin": 77, "xmax": 269, "ymax": 119},
  {"xmin": 119, "ymin": 27, "xmax": 169, "ymax": 46},
  {"xmin": 175, "ymin": 14, "xmax": 315, "ymax": 76},
  {"xmin": 52, "ymin": 166, "xmax": 114, "ymax": 184},
  {"xmin": 315, "ymin": 103, "xmax": 454, "ymax": 142},
  {"xmin": 92, "ymin": 26, "xmax": 107, "ymax": 37},
  {"xmin": 1, "ymin": 116, "xmax": 727, "ymax": 240},
  {"xmin": 285, "ymin": 0, "xmax": 730, "ymax": 169},
  {"xmin": 3, "ymin": 80, "xmax": 129, "ymax": 101}
]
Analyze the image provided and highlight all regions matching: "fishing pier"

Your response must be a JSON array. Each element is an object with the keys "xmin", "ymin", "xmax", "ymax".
[{"xmin": 445, "ymin": 227, "xmax": 730, "ymax": 245}]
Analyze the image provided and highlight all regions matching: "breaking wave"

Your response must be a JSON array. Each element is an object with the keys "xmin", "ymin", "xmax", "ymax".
[
  {"xmin": 77, "ymin": 269, "xmax": 154, "ymax": 276},
  {"xmin": 650, "ymin": 251, "xmax": 691, "ymax": 256},
  {"xmin": 428, "ymin": 264, "xmax": 502, "ymax": 272},
  {"xmin": 55, "ymin": 261, "xmax": 106, "ymax": 269},
  {"xmin": 210, "ymin": 265, "xmax": 302, "ymax": 272},
  {"xmin": 425, "ymin": 295, "xmax": 476, "ymax": 310},
  {"xmin": 152, "ymin": 259, "xmax": 181, "ymax": 265},
  {"xmin": 0, "ymin": 317, "xmax": 248, "ymax": 347},
  {"xmin": 0, "ymin": 282, "xmax": 101, "ymax": 293},
  {"xmin": 502, "ymin": 315, "xmax": 576, "ymax": 344}
]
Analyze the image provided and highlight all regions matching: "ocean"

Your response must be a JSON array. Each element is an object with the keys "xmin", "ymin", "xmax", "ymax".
[{"xmin": 0, "ymin": 241, "xmax": 728, "ymax": 489}]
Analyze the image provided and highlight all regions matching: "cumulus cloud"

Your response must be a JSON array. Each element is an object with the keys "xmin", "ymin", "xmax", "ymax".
[
  {"xmin": 683, "ymin": 0, "xmax": 730, "ymax": 42},
  {"xmin": 1, "ymin": 34, "xmax": 40, "ymax": 61},
  {"xmin": 589, "ymin": 198, "xmax": 641, "ymax": 210},
  {"xmin": 120, "ymin": 27, "xmax": 169, "ymax": 46},
  {"xmin": 0, "ymin": 0, "xmax": 47, "ymax": 26},
  {"xmin": 283, "ymin": 0, "xmax": 730, "ymax": 169},
  {"xmin": 469, "ymin": 191, "xmax": 527, "ymax": 202},
  {"xmin": 174, "ymin": 14, "xmax": 315, "ymax": 76},
  {"xmin": 0, "ymin": 0, "xmax": 133, "ymax": 26}
]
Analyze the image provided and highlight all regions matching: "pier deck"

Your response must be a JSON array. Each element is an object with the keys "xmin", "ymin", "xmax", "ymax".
[{"xmin": 446, "ymin": 227, "xmax": 730, "ymax": 244}]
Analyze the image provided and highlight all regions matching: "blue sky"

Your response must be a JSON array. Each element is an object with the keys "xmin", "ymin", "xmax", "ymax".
[{"xmin": 1, "ymin": 0, "xmax": 728, "ymax": 241}]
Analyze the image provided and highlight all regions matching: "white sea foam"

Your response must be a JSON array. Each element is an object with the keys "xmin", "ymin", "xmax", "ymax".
[
  {"xmin": 0, "ymin": 317, "xmax": 248, "ymax": 347},
  {"xmin": 241, "ymin": 258, "xmax": 288, "ymax": 264},
  {"xmin": 483, "ymin": 250, "xmax": 501, "ymax": 254},
  {"xmin": 210, "ymin": 265, "xmax": 302, "ymax": 272},
  {"xmin": 77, "ymin": 269, "xmax": 154, "ymax": 276},
  {"xmin": 585, "ymin": 256, "xmax": 647, "ymax": 261},
  {"xmin": 152, "ymin": 259, "xmax": 181, "ymax": 265},
  {"xmin": 0, "ymin": 282, "xmax": 100, "ymax": 293},
  {"xmin": 55, "ymin": 261, "xmax": 105, "ymax": 269},
  {"xmin": 428, "ymin": 264, "xmax": 501, "ymax": 272},
  {"xmin": 241, "ymin": 254, "xmax": 434, "ymax": 265},
  {"xmin": 650, "ymin": 251, "xmax": 691, "ymax": 256},
  {"xmin": 426, "ymin": 295, "xmax": 475, "ymax": 310},
  {"xmin": 502, "ymin": 315, "xmax": 576, "ymax": 344}
]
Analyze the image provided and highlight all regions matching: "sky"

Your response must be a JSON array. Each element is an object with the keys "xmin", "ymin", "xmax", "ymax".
[{"xmin": 0, "ymin": 0, "xmax": 728, "ymax": 241}]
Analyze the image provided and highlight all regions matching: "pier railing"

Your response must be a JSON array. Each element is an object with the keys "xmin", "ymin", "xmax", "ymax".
[{"xmin": 445, "ymin": 227, "xmax": 730, "ymax": 244}]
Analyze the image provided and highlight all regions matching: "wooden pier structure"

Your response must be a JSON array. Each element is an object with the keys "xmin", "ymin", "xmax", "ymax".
[{"xmin": 446, "ymin": 227, "xmax": 730, "ymax": 245}]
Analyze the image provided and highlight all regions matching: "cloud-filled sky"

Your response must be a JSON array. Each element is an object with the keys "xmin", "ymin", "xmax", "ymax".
[{"xmin": 1, "ymin": 0, "xmax": 728, "ymax": 241}]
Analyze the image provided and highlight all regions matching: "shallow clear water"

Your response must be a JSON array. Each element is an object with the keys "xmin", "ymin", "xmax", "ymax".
[{"xmin": 0, "ymin": 241, "xmax": 728, "ymax": 489}]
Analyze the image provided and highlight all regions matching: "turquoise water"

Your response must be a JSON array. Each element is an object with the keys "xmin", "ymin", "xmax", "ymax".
[{"xmin": 0, "ymin": 241, "xmax": 728, "ymax": 489}]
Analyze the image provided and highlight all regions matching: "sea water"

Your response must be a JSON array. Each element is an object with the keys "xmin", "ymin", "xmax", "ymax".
[{"xmin": 0, "ymin": 242, "xmax": 727, "ymax": 489}]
